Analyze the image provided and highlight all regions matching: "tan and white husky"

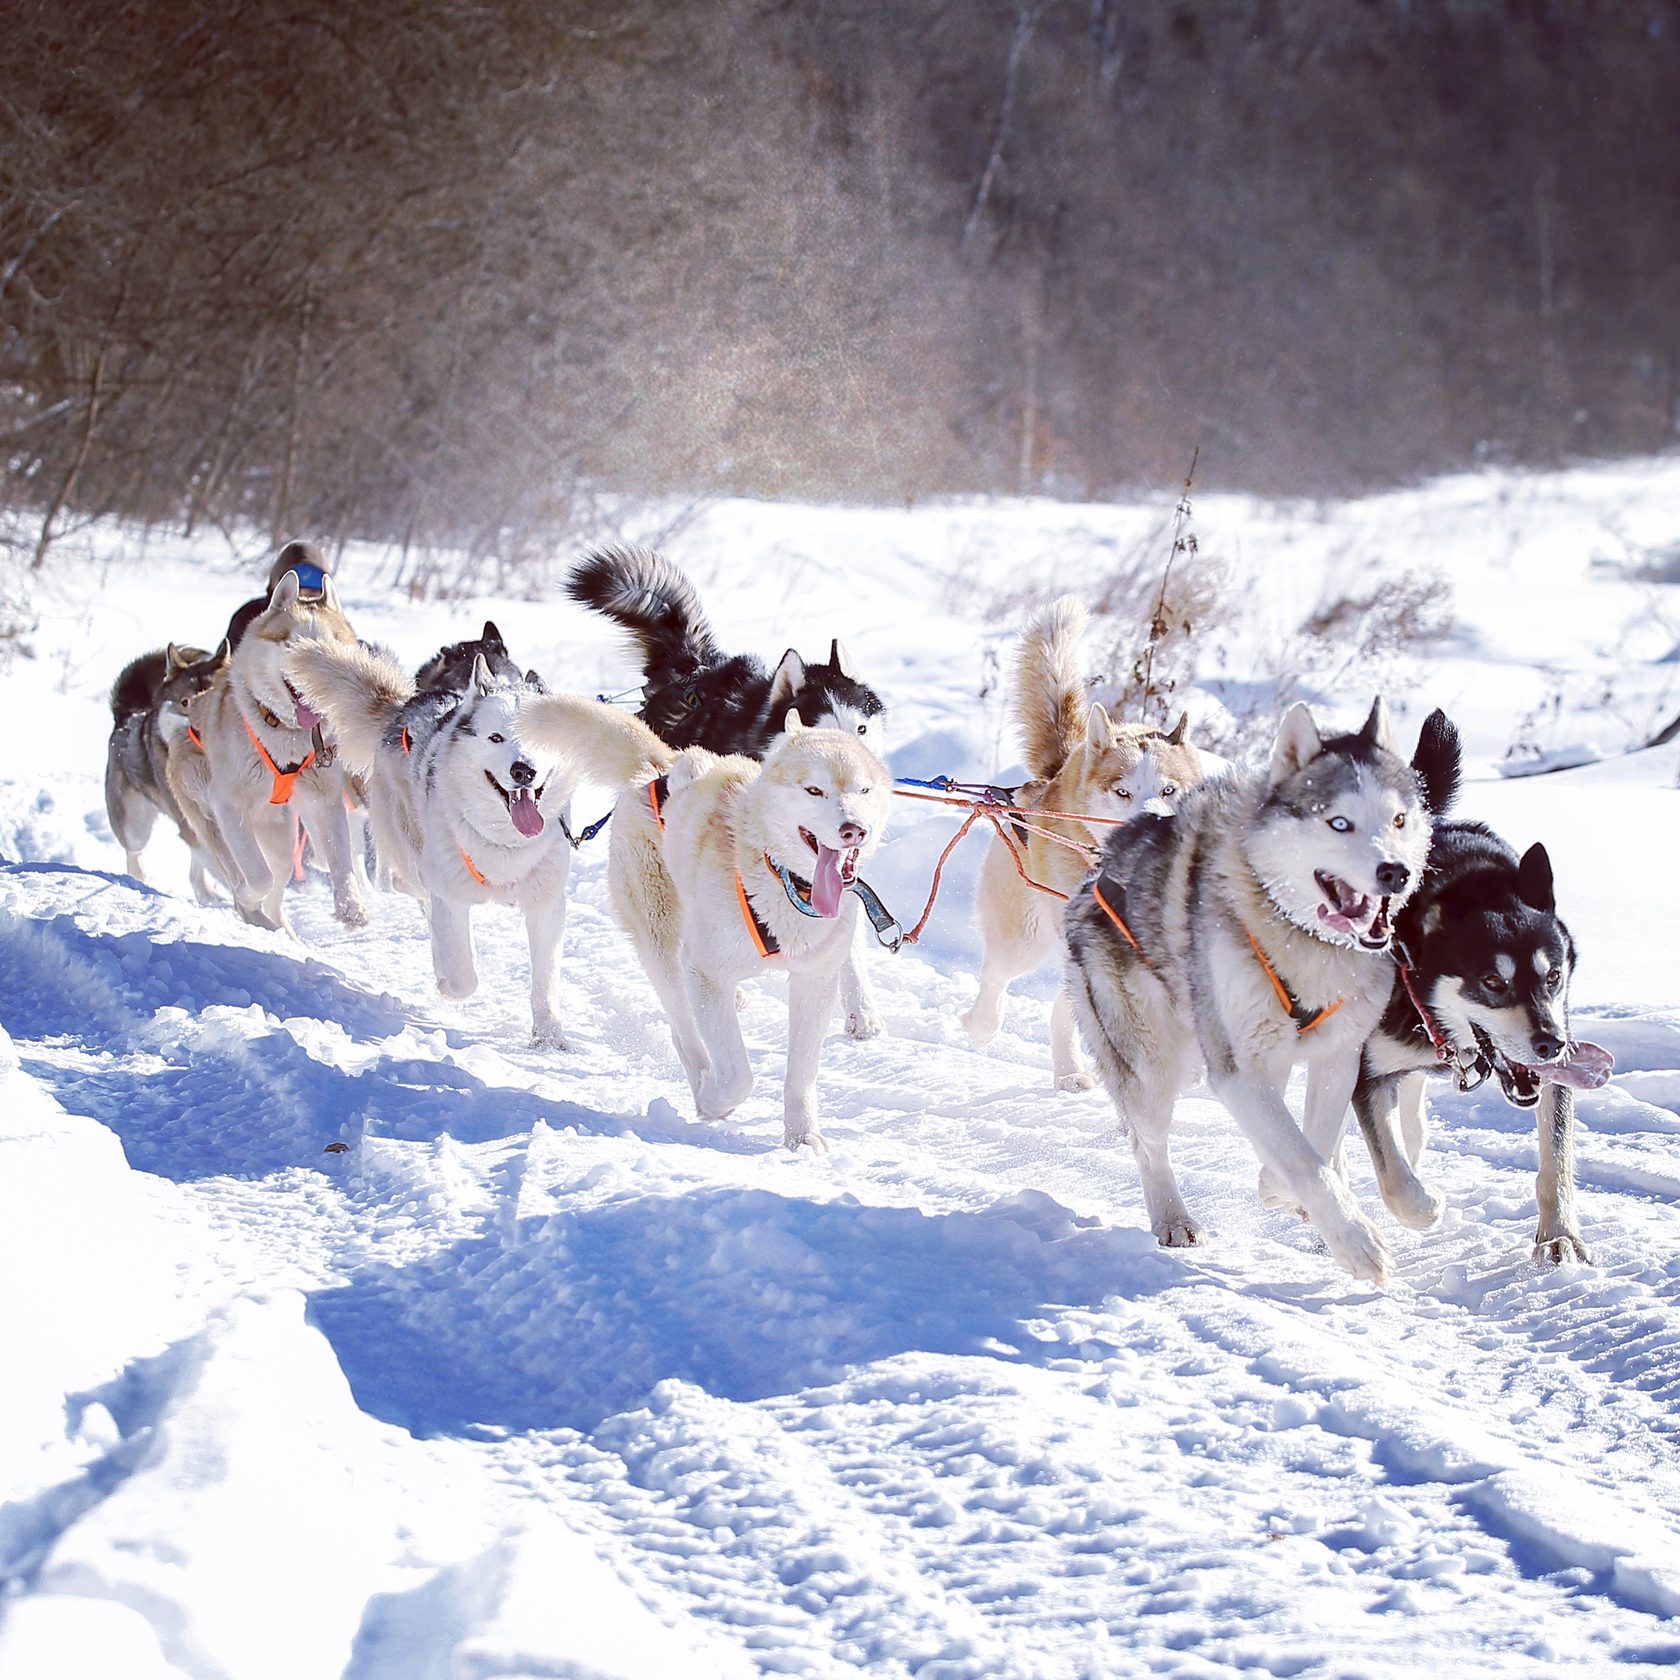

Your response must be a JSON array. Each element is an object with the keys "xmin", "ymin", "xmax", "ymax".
[
  {"xmin": 964, "ymin": 596, "xmax": 1204, "ymax": 1089},
  {"xmin": 521, "ymin": 703, "xmax": 893, "ymax": 1151},
  {"xmin": 187, "ymin": 569, "xmax": 367, "ymax": 932}
]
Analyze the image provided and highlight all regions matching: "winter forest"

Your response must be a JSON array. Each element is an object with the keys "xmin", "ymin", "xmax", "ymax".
[{"xmin": 4, "ymin": 5, "xmax": 1680, "ymax": 1680}]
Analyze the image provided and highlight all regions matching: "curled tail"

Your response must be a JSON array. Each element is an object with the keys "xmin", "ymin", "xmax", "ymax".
[
  {"xmin": 1411, "ymin": 707, "xmax": 1462, "ymax": 816},
  {"xmin": 565, "ymin": 545, "xmax": 717, "ymax": 678},
  {"xmin": 110, "ymin": 649, "xmax": 170, "ymax": 721},
  {"xmin": 519, "ymin": 693, "xmax": 676, "ymax": 789},
  {"xmin": 1014, "ymin": 595, "xmax": 1090, "ymax": 779},
  {"xmin": 286, "ymin": 641, "xmax": 414, "ymax": 776}
]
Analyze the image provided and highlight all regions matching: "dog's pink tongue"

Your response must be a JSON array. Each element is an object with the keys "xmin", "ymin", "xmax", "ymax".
[
  {"xmin": 1545, "ymin": 1040, "xmax": 1615, "ymax": 1091},
  {"xmin": 811, "ymin": 845, "xmax": 846, "ymax": 917},
  {"xmin": 293, "ymin": 697, "xmax": 322, "ymax": 731},
  {"xmin": 510, "ymin": 789, "xmax": 544, "ymax": 838}
]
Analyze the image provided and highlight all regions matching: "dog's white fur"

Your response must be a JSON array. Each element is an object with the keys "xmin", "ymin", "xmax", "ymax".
[
  {"xmin": 188, "ymin": 571, "xmax": 367, "ymax": 932},
  {"xmin": 964, "ymin": 597, "xmax": 1205, "ymax": 1089},
  {"xmin": 525, "ymin": 703, "xmax": 892, "ymax": 1149}
]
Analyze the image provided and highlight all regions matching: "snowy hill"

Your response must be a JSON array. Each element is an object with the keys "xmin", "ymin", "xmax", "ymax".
[{"xmin": 3, "ymin": 465, "xmax": 1679, "ymax": 1678}]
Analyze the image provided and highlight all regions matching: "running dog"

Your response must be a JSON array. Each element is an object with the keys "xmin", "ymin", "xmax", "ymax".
[
  {"xmin": 518, "ymin": 697, "xmax": 893, "ymax": 1151},
  {"xmin": 964, "ymin": 596, "xmax": 1205, "ymax": 1090},
  {"xmin": 1064, "ymin": 698, "xmax": 1432, "ymax": 1282},
  {"xmin": 1353, "ymin": 708, "xmax": 1613, "ymax": 1262},
  {"xmin": 287, "ymin": 641, "xmax": 593, "ymax": 1045},
  {"xmin": 104, "ymin": 639, "xmax": 230, "ymax": 900},
  {"xmin": 189, "ymin": 568, "xmax": 368, "ymax": 932},
  {"xmin": 566, "ymin": 542, "xmax": 890, "ymax": 1039}
]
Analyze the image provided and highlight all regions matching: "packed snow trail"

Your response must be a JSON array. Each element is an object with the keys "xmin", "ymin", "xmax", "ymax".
[{"xmin": 4, "ymin": 471, "xmax": 1680, "ymax": 1678}]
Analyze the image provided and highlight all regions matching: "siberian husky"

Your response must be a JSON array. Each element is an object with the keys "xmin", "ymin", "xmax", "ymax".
[
  {"xmin": 1064, "ymin": 698, "xmax": 1432, "ymax": 1282},
  {"xmin": 287, "ymin": 642, "xmax": 601, "ymax": 1045},
  {"xmin": 566, "ymin": 542, "xmax": 890, "ymax": 1039},
  {"xmin": 104, "ymin": 639, "xmax": 229, "ymax": 900},
  {"xmin": 189, "ymin": 569, "xmax": 367, "ymax": 932},
  {"xmin": 1353, "ymin": 708, "xmax": 1613, "ymax": 1262},
  {"xmin": 519, "ymin": 698, "xmax": 893, "ymax": 1151},
  {"xmin": 963, "ymin": 597, "xmax": 1204, "ymax": 1089}
]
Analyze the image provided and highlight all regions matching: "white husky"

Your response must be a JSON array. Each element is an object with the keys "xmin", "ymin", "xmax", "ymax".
[
  {"xmin": 187, "ymin": 570, "xmax": 368, "ymax": 932},
  {"xmin": 520, "ymin": 704, "xmax": 894, "ymax": 1150},
  {"xmin": 288, "ymin": 644, "xmax": 614, "ymax": 1046}
]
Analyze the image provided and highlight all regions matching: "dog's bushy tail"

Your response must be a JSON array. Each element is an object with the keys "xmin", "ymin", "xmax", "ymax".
[
  {"xmin": 565, "ymin": 545, "xmax": 717, "ymax": 677},
  {"xmin": 1412, "ymin": 707, "xmax": 1462, "ymax": 816},
  {"xmin": 519, "ymin": 694, "xmax": 676, "ymax": 788},
  {"xmin": 110, "ymin": 649, "xmax": 169, "ymax": 721},
  {"xmin": 1014, "ymin": 596, "xmax": 1089, "ymax": 780},
  {"xmin": 286, "ymin": 641, "xmax": 413, "ymax": 776}
]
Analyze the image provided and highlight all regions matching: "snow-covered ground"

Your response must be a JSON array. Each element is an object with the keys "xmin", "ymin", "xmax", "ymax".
[{"xmin": 2, "ymin": 462, "xmax": 1679, "ymax": 1679}]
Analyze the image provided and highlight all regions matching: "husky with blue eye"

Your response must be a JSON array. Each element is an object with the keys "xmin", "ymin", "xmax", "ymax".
[
  {"xmin": 566, "ymin": 542, "xmax": 891, "ymax": 1039},
  {"xmin": 1063, "ymin": 698, "xmax": 1432, "ymax": 1283},
  {"xmin": 1352, "ymin": 709, "xmax": 1613, "ymax": 1263}
]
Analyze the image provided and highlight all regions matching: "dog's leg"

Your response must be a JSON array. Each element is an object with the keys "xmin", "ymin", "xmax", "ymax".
[
  {"xmin": 1396, "ymin": 1070, "xmax": 1430, "ymax": 1167},
  {"xmin": 295, "ymin": 782, "xmax": 368, "ymax": 929},
  {"xmin": 523, "ymin": 886, "xmax": 570, "ymax": 1051},
  {"xmin": 1213, "ymin": 1056, "xmax": 1391, "ymax": 1283},
  {"xmin": 1353, "ymin": 1071, "xmax": 1444, "ymax": 1231},
  {"xmin": 1534, "ymin": 1084, "xmax": 1589, "ymax": 1264},
  {"xmin": 784, "ymin": 960, "xmax": 845, "ymax": 1151},
  {"xmin": 838, "ymin": 919, "xmax": 884, "ymax": 1040},
  {"xmin": 962, "ymin": 843, "xmax": 1049, "ymax": 1047},
  {"xmin": 212, "ymin": 791, "xmax": 287, "ymax": 929},
  {"xmin": 429, "ymin": 894, "xmax": 478, "ymax": 1000},
  {"xmin": 1049, "ymin": 979, "xmax": 1097, "ymax": 1092},
  {"xmin": 687, "ymin": 962, "xmax": 753, "ymax": 1121},
  {"xmin": 105, "ymin": 747, "xmax": 156, "ymax": 882}
]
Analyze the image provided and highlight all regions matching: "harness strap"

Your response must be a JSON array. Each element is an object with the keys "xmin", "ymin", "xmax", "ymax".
[
  {"xmin": 1092, "ymin": 880, "xmax": 1151, "ymax": 968},
  {"xmin": 735, "ymin": 871, "xmax": 780, "ymax": 958},
  {"xmin": 400, "ymin": 726, "xmax": 412, "ymax": 756},
  {"xmin": 460, "ymin": 848, "xmax": 488, "ymax": 886},
  {"xmin": 187, "ymin": 725, "xmax": 204, "ymax": 750},
  {"xmin": 648, "ymin": 774, "xmax": 669, "ymax": 831},
  {"xmin": 1247, "ymin": 930, "xmax": 1343, "ymax": 1034},
  {"xmin": 558, "ymin": 808, "xmax": 613, "ymax": 848},
  {"xmin": 242, "ymin": 713, "xmax": 316, "ymax": 805},
  {"xmin": 1397, "ymin": 957, "xmax": 1454, "ymax": 1062}
]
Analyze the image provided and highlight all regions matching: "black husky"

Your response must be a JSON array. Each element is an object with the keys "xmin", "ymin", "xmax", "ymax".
[
  {"xmin": 565, "ymin": 544, "xmax": 885, "ymax": 758},
  {"xmin": 1353, "ymin": 709, "xmax": 1613, "ymax": 1262},
  {"xmin": 414, "ymin": 619, "xmax": 537, "ymax": 695}
]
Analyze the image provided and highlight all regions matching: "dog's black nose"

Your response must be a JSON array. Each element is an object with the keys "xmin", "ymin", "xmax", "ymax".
[
  {"xmin": 1531, "ymin": 1031, "xmax": 1563, "ymax": 1063},
  {"xmin": 508, "ymin": 760, "xmax": 535, "ymax": 787},
  {"xmin": 837, "ymin": 820, "xmax": 868, "ymax": 848},
  {"xmin": 1375, "ymin": 861, "xmax": 1409, "ymax": 893}
]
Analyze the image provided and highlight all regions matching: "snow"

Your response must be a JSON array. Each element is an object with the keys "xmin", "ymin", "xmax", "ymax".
[{"xmin": 3, "ymin": 460, "xmax": 1680, "ymax": 1678}]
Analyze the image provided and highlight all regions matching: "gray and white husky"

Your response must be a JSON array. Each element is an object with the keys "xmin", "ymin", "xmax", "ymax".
[
  {"xmin": 1064, "ymin": 698, "xmax": 1432, "ymax": 1282},
  {"xmin": 287, "ymin": 642, "xmax": 584, "ymax": 1045}
]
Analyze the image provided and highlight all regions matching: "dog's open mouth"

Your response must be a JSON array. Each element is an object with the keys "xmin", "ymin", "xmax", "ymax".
[
  {"xmin": 1314, "ymin": 870, "xmax": 1392, "ymax": 949},
  {"xmin": 284, "ymin": 678, "xmax": 322, "ymax": 733},
  {"xmin": 800, "ymin": 826, "xmax": 859, "ymax": 918},
  {"xmin": 486, "ymin": 770, "xmax": 545, "ymax": 838},
  {"xmin": 1469, "ymin": 1023, "xmax": 1615, "ymax": 1107}
]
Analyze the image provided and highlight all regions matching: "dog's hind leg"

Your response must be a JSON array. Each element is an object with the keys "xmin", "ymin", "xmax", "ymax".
[
  {"xmin": 1534, "ymin": 1084, "xmax": 1589, "ymax": 1264},
  {"xmin": 838, "ymin": 921, "xmax": 884, "ymax": 1040},
  {"xmin": 1352, "ymin": 1071, "xmax": 1443, "ymax": 1231},
  {"xmin": 1049, "ymin": 978, "xmax": 1097, "ymax": 1092},
  {"xmin": 105, "ymin": 743, "xmax": 156, "ymax": 882},
  {"xmin": 429, "ymin": 895, "xmax": 478, "ymax": 1000},
  {"xmin": 295, "ymin": 782, "xmax": 368, "ymax": 929},
  {"xmin": 523, "ymin": 883, "xmax": 570, "ymax": 1051}
]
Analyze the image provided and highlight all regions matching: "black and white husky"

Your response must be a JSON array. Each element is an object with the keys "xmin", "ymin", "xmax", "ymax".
[
  {"xmin": 1064, "ymin": 698, "xmax": 1433, "ymax": 1282},
  {"xmin": 287, "ymin": 642, "xmax": 578, "ymax": 1044},
  {"xmin": 1353, "ymin": 709, "xmax": 1613, "ymax": 1262},
  {"xmin": 566, "ymin": 542, "xmax": 891, "ymax": 1037}
]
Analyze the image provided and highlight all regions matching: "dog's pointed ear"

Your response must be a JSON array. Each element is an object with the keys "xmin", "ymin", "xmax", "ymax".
[
  {"xmin": 1086, "ymin": 701, "xmax": 1116, "ymax": 749},
  {"xmin": 829, "ymin": 638, "xmax": 856, "ymax": 678},
  {"xmin": 524, "ymin": 667, "xmax": 546, "ymax": 693},
  {"xmin": 269, "ymin": 569, "xmax": 301, "ymax": 610},
  {"xmin": 783, "ymin": 707, "xmax": 807, "ymax": 736},
  {"xmin": 1165, "ymin": 711, "xmax": 1189, "ymax": 745},
  {"xmin": 1269, "ymin": 704, "xmax": 1322, "ymax": 784},
  {"xmin": 320, "ymin": 573, "xmax": 342, "ymax": 614},
  {"xmin": 768, "ymin": 648, "xmax": 805, "ymax": 711},
  {"xmin": 211, "ymin": 637, "xmax": 231, "ymax": 669},
  {"xmin": 165, "ymin": 642, "xmax": 185, "ymax": 674},
  {"xmin": 470, "ymin": 652, "xmax": 495, "ymax": 696},
  {"xmin": 1517, "ymin": 842, "xmax": 1555, "ymax": 912},
  {"xmin": 1358, "ymin": 695, "xmax": 1400, "ymax": 755}
]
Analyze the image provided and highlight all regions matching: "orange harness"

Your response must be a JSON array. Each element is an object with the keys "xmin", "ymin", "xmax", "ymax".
[
  {"xmin": 460, "ymin": 848, "xmax": 488, "ymax": 886},
  {"xmin": 242, "ymin": 714, "xmax": 316, "ymax": 805},
  {"xmin": 734, "ymin": 865, "xmax": 784, "ymax": 960},
  {"xmin": 1245, "ymin": 929, "xmax": 1344, "ymax": 1034},
  {"xmin": 186, "ymin": 724, "xmax": 204, "ymax": 750}
]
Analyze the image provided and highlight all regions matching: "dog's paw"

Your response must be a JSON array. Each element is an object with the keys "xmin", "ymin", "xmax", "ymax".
[
  {"xmin": 1153, "ymin": 1217, "xmax": 1205, "ymax": 1249},
  {"xmin": 530, "ymin": 1023, "xmax": 571, "ymax": 1053},
  {"xmin": 1055, "ymin": 1069, "xmax": 1098, "ymax": 1093},
  {"xmin": 1257, "ymin": 1167, "xmax": 1306, "ymax": 1219},
  {"xmin": 335, "ymin": 899, "xmax": 369, "ymax": 930},
  {"xmin": 1325, "ymin": 1214, "xmax": 1391, "ymax": 1285},
  {"xmin": 1385, "ymin": 1177, "xmax": 1445, "ymax": 1231},
  {"xmin": 844, "ymin": 1008, "xmax": 885, "ymax": 1041},
  {"xmin": 784, "ymin": 1128, "xmax": 830, "ymax": 1154},
  {"xmin": 435, "ymin": 975, "xmax": 478, "ymax": 1002},
  {"xmin": 962, "ymin": 1005, "xmax": 1001, "ymax": 1047},
  {"xmin": 1534, "ymin": 1229, "xmax": 1591, "ymax": 1265}
]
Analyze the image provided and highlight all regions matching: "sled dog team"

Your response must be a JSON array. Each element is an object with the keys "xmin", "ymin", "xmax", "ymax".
[{"xmin": 106, "ymin": 542, "xmax": 1614, "ymax": 1284}]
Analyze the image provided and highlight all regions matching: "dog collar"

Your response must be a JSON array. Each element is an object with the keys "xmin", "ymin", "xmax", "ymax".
[
  {"xmin": 763, "ymin": 853, "xmax": 904, "ymax": 950},
  {"xmin": 1393, "ymin": 942, "xmax": 1492, "ymax": 1092},
  {"xmin": 242, "ymin": 713, "xmax": 316, "ymax": 805}
]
